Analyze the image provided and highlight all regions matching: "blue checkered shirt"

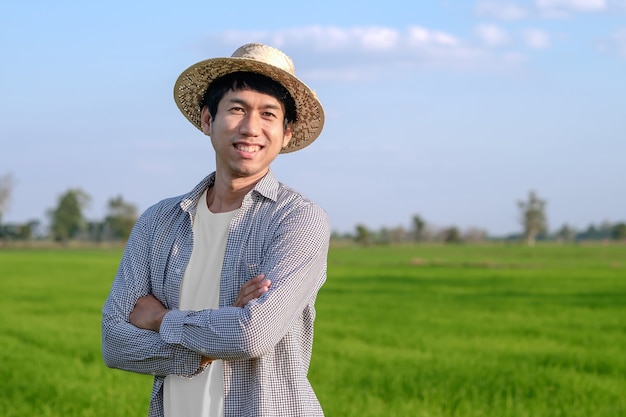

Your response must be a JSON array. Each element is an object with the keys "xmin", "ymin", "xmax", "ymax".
[{"xmin": 102, "ymin": 171, "xmax": 330, "ymax": 416}]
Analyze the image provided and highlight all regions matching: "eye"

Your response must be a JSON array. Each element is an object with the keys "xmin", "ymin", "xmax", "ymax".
[{"xmin": 262, "ymin": 110, "xmax": 278, "ymax": 119}]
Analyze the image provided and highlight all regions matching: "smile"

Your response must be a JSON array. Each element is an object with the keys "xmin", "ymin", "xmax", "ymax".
[{"xmin": 235, "ymin": 144, "xmax": 261, "ymax": 153}]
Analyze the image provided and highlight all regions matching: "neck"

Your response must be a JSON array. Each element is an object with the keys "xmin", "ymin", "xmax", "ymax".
[{"xmin": 207, "ymin": 169, "xmax": 268, "ymax": 213}]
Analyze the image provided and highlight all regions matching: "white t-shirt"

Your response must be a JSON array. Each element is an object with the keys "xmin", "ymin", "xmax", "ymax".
[{"xmin": 164, "ymin": 190, "xmax": 236, "ymax": 417}]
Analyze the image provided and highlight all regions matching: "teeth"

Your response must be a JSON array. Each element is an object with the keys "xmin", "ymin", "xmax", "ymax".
[{"xmin": 236, "ymin": 144, "xmax": 260, "ymax": 152}]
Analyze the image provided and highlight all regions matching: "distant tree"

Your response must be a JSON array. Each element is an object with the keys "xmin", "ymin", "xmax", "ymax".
[
  {"xmin": 578, "ymin": 224, "xmax": 598, "ymax": 241},
  {"xmin": 80, "ymin": 220, "xmax": 107, "ymax": 242},
  {"xmin": 555, "ymin": 223, "xmax": 576, "ymax": 242},
  {"xmin": 104, "ymin": 195, "xmax": 138, "ymax": 241},
  {"xmin": 517, "ymin": 190, "xmax": 547, "ymax": 246},
  {"xmin": 463, "ymin": 227, "xmax": 487, "ymax": 243},
  {"xmin": 354, "ymin": 224, "xmax": 371, "ymax": 246},
  {"xmin": 377, "ymin": 225, "xmax": 408, "ymax": 244},
  {"xmin": 377, "ymin": 227, "xmax": 391, "ymax": 245},
  {"xmin": 0, "ymin": 220, "xmax": 41, "ymax": 241},
  {"xmin": 412, "ymin": 214, "xmax": 426, "ymax": 242},
  {"xmin": 613, "ymin": 222, "xmax": 626, "ymax": 241},
  {"xmin": 49, "ymin": 189, "xmax": 91, "ymax": 242},
  {"xmin": 17, "ymin": 220, "xmax": 39, "ymax": 240},
  {"xmin": 599, "ymin": 221, "xmax": 614, "ymax": 239},
  {"xmin": 0, "ymin": 173, "xmax": 15, "ymax": 225},
  {"xmin": 442, "ymin": 226, "xmax": 462, "ymax": 244},
  {"xmin": 578, "ymin": 222, "xmax": 613, "ymax": 241},
  {"xmin": 331, "ymin": 230, "xmax": 353, "ymax": 242}
]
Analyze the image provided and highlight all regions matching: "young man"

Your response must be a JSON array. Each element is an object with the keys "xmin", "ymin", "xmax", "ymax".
[{"xmin": 102, "ymin": 43, "xmax": 329, "ymax": 417}]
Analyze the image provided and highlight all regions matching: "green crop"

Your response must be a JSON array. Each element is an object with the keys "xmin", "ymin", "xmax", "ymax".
[{"xmin": 1, "ymin": 244, "xmax": 624, "ymax": 416}]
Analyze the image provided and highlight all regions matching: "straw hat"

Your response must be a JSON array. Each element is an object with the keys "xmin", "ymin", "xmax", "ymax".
[{"xmin": 173, "ymin": 43, "xmax": 325, "ymax": 153}]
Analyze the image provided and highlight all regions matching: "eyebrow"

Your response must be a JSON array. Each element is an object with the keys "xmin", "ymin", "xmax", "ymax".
[{"xmin": 226, "ymin": 97, "xmax": 283, "ymax": 112}]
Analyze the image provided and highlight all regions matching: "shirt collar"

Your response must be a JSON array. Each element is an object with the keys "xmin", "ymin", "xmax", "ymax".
[{"xmin": 180, "ymin": 170, "xmax": 280, "ymax": 214}]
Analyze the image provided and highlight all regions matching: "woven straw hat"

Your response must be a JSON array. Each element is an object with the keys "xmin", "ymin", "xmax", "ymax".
[{"xmin": 174, "ymin": 43, "xmax": 324, "ymax": 153}]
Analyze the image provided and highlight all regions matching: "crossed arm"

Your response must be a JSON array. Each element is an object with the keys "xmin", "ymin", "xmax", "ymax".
[
  {"xmin": 103, "ymin": 200, "xmax": 330, "ymax": 377},
  {"xmin": 129, "ymin": 274, "xmax": 271, "ymax": 331},
  {"xmin": 128, "ymin": 274, "xmax": 271, "ymax": 365}
]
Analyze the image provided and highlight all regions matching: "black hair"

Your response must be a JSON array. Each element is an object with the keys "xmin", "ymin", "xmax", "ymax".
[{"xmin": 200, "ymin": 71, "xmax": 297, "ymax": 127}]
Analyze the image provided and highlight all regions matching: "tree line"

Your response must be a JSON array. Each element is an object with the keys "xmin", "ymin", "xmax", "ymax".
[
  {"xmin": 335, "ymin": 191, "xmax": 626, "ymax": 246},
  {"xmin": 1, "ymin": 173, "xmax": 625, "ymax": 245},
  {"xmin": 0, "ymin": 175, "xmax": 138, "ymax": 243}
]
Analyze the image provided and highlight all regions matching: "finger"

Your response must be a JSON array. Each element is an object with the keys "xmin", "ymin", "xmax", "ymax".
[
  {"xmin": 240, "ymin": 274, "xmax": 266, "ymax": 295},
  {"xmin": 239, "ymin": 282, "xmax": 260, "ymax": 299},
  {"xmin": 236, "ymin": 279, "xmax": 271, "ymax": 307},
  {"xmin": 248, "ymin": 273, "xmax": 265, "ymax": 283},
  {"xmin": 258, "ymin": 279, "xmax": 271, "ymax": 293},
  {"xmin": 247, "ymin": 279, "xmax": 271, "ymax": 299},
  {"xmin": 234, "ymin": 274, "xmax": 270, "ymax": 307}
]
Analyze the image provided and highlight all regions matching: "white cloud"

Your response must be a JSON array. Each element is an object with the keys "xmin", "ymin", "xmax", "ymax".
[
  {"xmin": 408, "ymin": 26, "xmax": 461, "ymax": 47},
  {"xmin": 476, "ymin": 0, "xmax": 620, "ymax": 19},
  {"xmin": 206, "ymin": 26, "xmax": 527, "ymax": 81},
  {"xmin": 219, "ymin": 26, "xmax": 402, "ymax": 53},
  {"xmin": 476, "ymin": 0, "xmax": 529, "ymax": 20},
  {"xmin": 535, "ymin": 0, "xmax": 608, "ymax": 16},
  {"xmin": 355, "ymin": 27, "xmax": 400, "ymax": 50},
  {"xmin": 475, "ymin": 24, "xmax": 512, "ymax": 47},
  {"xmin": 522, "ymin": 28, "xmax": 552, "ymax": 48}
]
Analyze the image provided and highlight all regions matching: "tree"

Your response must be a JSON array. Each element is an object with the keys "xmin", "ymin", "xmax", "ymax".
[
  {"xmin": 354, "ymin": 224, "xmax": 371, "ymax": 246},
  {"xmin": 517, "ymin": 190, "xmax": 547, "ymax": 246},
  {"xmin": 0, "ymin": 173, "xmax": 15, "ymax": 225},
  {"xmin": 104, "ymin": 195, "xmax": 138, "ymax": 241},
  {"xmin": 613, "ymin": 222, "xmax": 626, "ymax": 241},
  {"xmin": 555, "ymin": 223, "xmax": 576, "ymax": 242},
  {"xmin": 49, "ymin": 189, "xmax": 91, "ymax": 242},
  {"xmin": 463, "ymin": 227, "xmax": 487, "ymax": 243},
  {"xmin": 412, "ymin": 214, "xmax": 426, "ymax": 242},
  {"xmin": 442, "ymin": 226, "xmax": 462, "ymax": 244},
  {"xmin": 377, "ymin": 225, "xmax": 408, "ymax": 245}
]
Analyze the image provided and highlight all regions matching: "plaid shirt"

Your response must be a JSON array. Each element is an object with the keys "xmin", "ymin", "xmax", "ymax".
[{"xmin": 102, "ymin": 171, "xmax": 330, "ymax": 417}]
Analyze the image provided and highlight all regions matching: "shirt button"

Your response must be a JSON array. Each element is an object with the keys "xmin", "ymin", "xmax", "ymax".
[{"xmin": 176, "ymin": 268, "xmax": 182, "ymax": 274}]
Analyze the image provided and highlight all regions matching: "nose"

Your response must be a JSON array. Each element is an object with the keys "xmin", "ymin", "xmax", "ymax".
[{"xmin": 239, "ymin": 113, "xmax": 261, "ymax": 137}]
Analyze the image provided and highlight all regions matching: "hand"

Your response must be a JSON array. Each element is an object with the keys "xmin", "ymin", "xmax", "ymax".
[
  {"xmin": 129, "ymin": 294, "xmax": 168, "ymax": 331},
  {"xmin": 233, "ymin": 274, "xmax": 271, "ymax": 307},
  {"xmin": 206, "ymin": 275, "xmax": 270, "ymax": 366}
]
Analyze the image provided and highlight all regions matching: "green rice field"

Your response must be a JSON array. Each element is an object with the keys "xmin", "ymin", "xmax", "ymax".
[{"xmin": 0, "ymin": 243, "xmax": 624, "ymax": 416}]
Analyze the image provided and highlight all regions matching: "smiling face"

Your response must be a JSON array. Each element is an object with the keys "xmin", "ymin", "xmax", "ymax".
[{"xmin": 201, "ymin": 88, "xmax": 292, "ymax": 184}]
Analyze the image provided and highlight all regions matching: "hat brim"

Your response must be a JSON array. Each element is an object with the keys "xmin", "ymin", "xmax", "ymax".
[{"xmin": 173, "ymin": 57, "xmax": 324, "ymax": 153}]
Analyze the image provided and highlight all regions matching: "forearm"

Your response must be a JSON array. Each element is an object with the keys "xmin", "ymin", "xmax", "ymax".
[
  {"xmin": 159, "ymin": 240, "xmax": 328, "ymax": 360},
  {"xmin": 157, "ymin": 205, "xmax": 330, "ymax": 359},
  {"xmin": 102, "ymin": 311, "xmax": 203, "ymax": 377},
  {"xmin": 101, "ymin": 227, "xmax": 202, "ymax": 377},
  {"xmin": 159, "ymin": 307, "xmax": 253, "ymax": 360}
]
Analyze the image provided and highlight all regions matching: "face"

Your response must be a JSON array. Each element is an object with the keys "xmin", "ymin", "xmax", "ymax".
[{"xmin": 201, "ymin": 89, "xmax": 292, "ymax": 183}]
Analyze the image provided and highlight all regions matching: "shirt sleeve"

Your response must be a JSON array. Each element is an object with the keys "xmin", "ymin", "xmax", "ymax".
[
  {"xmin": 101, "ymin": 209, "xmax": 204, "ymax": 378},
  {"xmin": 159, "ymin": 202, "xmax": 331, "ymax": 360}
]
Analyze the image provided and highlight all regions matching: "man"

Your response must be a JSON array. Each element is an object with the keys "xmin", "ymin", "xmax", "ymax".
[{"xmin": 102, "ymin": 43, "xmax": 330, "ymax": 417}]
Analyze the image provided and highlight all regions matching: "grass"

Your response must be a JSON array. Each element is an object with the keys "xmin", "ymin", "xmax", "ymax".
[
  {"xmin": 311, "ymin": 244, "xmax": 626, "ymax": 417},
  {"xmin": 1, "ymin": 244, "xmax": 624, "ymax": 416},
  {"xmin": 0, "ymin": 249, "xmax": 150, "ymax": 417}
]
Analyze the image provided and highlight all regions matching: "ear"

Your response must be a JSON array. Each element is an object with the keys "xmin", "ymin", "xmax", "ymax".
[
  {"xmin": 282, "ymin": 123, "xmax": 294, "ymax": 148},
  {"xmin": 200, "ymin": 107, "xmax": 212, "ymax": 136}
]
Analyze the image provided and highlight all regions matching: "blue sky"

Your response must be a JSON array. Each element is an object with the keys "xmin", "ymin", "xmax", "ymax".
[{"xmin": 2, "ymin": 0, "xmax": 625, "ymax": 236}]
